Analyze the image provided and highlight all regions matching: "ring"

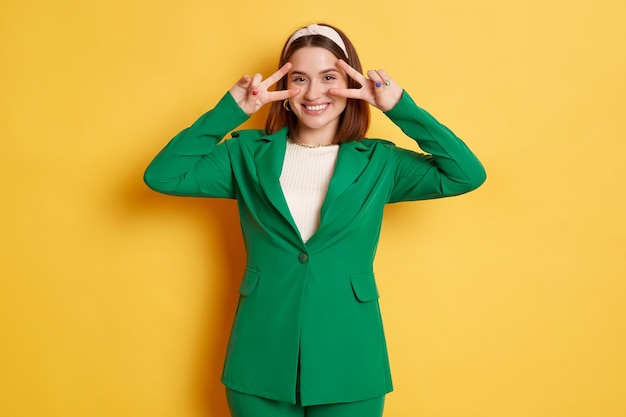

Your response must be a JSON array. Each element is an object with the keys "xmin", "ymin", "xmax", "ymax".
[
  {"xmin": 385, "ymin": 80, "xmax": 391, "ymax": 86},
  {"xmin": 375, "ymin": 81, "xmax": 382, "ymax": 88},
  {"xmin": 251, "ymin": 89, "xmax": 259, "ymax": 96}
]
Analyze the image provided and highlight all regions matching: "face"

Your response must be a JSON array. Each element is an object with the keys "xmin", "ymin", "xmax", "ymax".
[{"xmin": 286, "ymin": 46, "xmax": 348, "ymax": 136}]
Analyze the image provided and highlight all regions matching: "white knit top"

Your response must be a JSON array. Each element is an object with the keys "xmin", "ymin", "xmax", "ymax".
[{"xmin": 279, "ymin": 141, "xmax": 340, "ymax": 242}]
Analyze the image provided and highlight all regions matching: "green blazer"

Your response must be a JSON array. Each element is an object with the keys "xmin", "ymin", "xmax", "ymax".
[{"xmin": 144, "ymin": 91, "xmax": 486, "ymax": 406}]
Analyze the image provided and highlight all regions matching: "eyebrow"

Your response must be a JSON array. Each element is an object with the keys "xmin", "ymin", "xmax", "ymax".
[{"xmin": 290, "ymin": 68, "xmax": 340, "ymax": 76}]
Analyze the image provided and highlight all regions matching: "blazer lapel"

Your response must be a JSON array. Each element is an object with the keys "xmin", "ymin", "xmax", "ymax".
[
  {"xmin": 319, "ymin": 140, "xmax": 369, "ymax": 221},
  {"xmin": 255, "ymin": 127, "xmax": 300, "ymax": 236}
]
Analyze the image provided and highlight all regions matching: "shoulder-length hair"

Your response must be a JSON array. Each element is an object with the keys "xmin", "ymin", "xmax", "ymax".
[{"xmin": 265, "ymin": 24, "xmax": 370, "ymax": 144}]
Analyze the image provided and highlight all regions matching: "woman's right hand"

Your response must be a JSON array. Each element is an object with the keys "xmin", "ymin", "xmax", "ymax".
[{"xmin": 229, "ymin": 62, "xmax": 300, "ymax": 115}]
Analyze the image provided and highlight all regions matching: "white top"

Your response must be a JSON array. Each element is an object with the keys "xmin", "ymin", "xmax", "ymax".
[{"xmin": 279, "ymin": 141, "xmax": 340, "ymax": 242}]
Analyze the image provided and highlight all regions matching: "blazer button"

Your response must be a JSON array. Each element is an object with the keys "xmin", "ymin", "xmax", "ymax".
[{"xmin": 298, "ymin": 253, "xmax": 309, "ymax": 263}]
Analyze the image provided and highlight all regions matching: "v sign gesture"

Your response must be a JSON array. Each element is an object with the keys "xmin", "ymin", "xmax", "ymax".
[
  {"xmin": 329, "ymin": 59, "xmax": 403, "ymax": 112},
  {"xmin": 229, "ymin": 63, "xmax": 300, "ymax": 115}
]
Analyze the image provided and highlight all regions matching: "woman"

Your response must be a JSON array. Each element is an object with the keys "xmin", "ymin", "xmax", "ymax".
[{"xmin": 144, "ymin": 23, "xmax": 486, "ymax": 417}]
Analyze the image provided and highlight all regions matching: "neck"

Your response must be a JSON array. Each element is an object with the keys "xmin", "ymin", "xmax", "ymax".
[{"xmin": 293, "ymin": 124, "xmax": 337, "ymax": 147}]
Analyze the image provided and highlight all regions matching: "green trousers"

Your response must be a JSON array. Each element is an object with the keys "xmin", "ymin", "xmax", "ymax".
[{"xmin": 226, "ymin": 389, "xmax": 385, "ymax": 417}]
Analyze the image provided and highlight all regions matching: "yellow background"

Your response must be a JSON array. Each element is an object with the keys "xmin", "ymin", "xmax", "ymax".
[{"xmin": 1, "ymin": 0, "xmax": 625, "ymax": 416}]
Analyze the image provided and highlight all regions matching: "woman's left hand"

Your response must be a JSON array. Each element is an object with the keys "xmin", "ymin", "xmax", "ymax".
[{"xmin": 329, "ymin": 59, "xmax": 403, "ymax": 112}]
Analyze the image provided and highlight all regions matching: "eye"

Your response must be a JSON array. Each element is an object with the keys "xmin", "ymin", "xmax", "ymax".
[
  {"xmin": 291, "ymin": 77, "xmax": 308, "ymax": 83},
  {"xmin": 323, "ymin": 75, "xmax": 336, "ymax": 81}
]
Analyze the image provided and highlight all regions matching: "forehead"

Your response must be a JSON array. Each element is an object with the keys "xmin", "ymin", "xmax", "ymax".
[{"xmin": 288, "ymin": 46, "xmax": 339, "ymax": 71}]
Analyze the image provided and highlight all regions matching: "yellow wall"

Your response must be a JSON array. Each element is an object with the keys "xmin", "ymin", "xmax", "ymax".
[{"xmin": 1, "ymin": 0, "xmax": 625, "ymax": 416}]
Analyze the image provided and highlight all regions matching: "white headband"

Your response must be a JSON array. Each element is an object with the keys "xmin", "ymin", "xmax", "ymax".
[{"xmin": 284, "ymin": 24, "xmax": 349, "ymax": 58}]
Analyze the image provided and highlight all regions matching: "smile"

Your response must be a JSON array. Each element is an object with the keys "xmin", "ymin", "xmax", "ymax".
[{"xmin": 304, "ymin": 103, "xmax": 329, "ymax": 111}]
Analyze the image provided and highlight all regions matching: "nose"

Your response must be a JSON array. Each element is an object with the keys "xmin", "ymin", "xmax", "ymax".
[{"xmin": 304, "ymin": 80, "xmax": 323, "ymax": 101}]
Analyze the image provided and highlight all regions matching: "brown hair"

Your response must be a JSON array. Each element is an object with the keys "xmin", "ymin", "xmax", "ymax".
[{"xmin": 265, "ymin": 24, "xmax": 370, "ymax": 144}]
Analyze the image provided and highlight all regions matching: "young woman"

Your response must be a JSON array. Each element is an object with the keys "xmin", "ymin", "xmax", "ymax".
[{"xmin": 144, "ymin": 23, "xmax": 486, "ymax": 417}]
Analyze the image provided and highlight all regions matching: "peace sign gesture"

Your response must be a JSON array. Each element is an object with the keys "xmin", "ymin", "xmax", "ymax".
[
  {"xmin": 229, "ymin": 62, "xmax": 300, "ymax": 115},
  {"xmin": 329, "ymin": 59, "xmax": 403, "ymax": 112}
]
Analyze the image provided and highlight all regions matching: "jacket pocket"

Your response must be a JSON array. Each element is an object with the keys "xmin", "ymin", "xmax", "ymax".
[
  {"xmin": 350, "ymin": 272, "xmax": 379, "ymax": 302},
  {"xmin": 238, "ymin": 268, "xmax": 260, "ymax": 296}
]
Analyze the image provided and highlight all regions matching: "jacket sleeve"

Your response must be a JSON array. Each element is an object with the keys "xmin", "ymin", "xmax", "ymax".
[
  {"xmin": 143, "ymin": 92, "xmax": 249, "ymax": 198},
  {"xmin": 385, "ymin": 91, "xmax": 486, "ymax": 203}
]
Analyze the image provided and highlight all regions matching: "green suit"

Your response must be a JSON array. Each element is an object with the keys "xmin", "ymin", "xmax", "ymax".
[{"xmin": 144, "ymin": 91, "xmax": 486, "ymax": 406}]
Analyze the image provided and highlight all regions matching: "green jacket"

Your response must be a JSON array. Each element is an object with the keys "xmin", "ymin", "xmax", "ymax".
[{"xmin": 144, "ymin": 91, "xmax": 486, "ymax": 406}]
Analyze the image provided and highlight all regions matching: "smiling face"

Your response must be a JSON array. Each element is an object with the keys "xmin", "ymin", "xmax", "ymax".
[{"xmin": 286, "ymin": 46, "xmax": 348, "ymax": 139}]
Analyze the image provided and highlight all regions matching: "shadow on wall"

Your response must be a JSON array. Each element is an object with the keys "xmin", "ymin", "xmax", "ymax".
[
  {"xmin": 191, "ymin": 198, "xmax": 244, "ymax": 417},
  {"xmin": 121, "ymin": 172, "xmax": 245, "ymax": 417}
]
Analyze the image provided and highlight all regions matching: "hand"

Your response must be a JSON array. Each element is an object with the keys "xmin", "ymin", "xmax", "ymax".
[
  {"xmin": 329, "ymin": 59, "xmax": 403, "ymax": 112},
  {"xmin": 229, "ymin": 63, "xmax": 300, "ymax": 115}
]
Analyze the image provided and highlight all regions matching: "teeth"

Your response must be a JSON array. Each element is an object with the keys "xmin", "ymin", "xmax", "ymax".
[{"xmin": 305, "ymin": 104, "xmax": 328, "ymax": 111}]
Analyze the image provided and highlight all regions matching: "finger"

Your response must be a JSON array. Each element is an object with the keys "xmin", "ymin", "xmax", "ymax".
[
  {"xmin": 268, "ymin": 88, "xmax": 300, "ymax": 102},
  {"xmin": 328, "ymin": 87, "xmax": 364, "ymax": 100},
  {"xmin": 235, "ymin": 74, "xmax": 251, "ymax": 88},
  {"xmin": 249, "ymin": 73, "xmax": 263, "ymax": 94},
  {"xmin": 376, "ymin": 69, "xmax": 394, "ymax": 87},
  {"xmin": 261, "ymin": 62, "xmax": 293, "ymax": 90},
  {"xmin": 367, "ymin": 70, "xmax": 385, "ymax": 88},
  {"xmin": 337, "ymin": 59, "xmax": 367, "ymax": 86}
]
